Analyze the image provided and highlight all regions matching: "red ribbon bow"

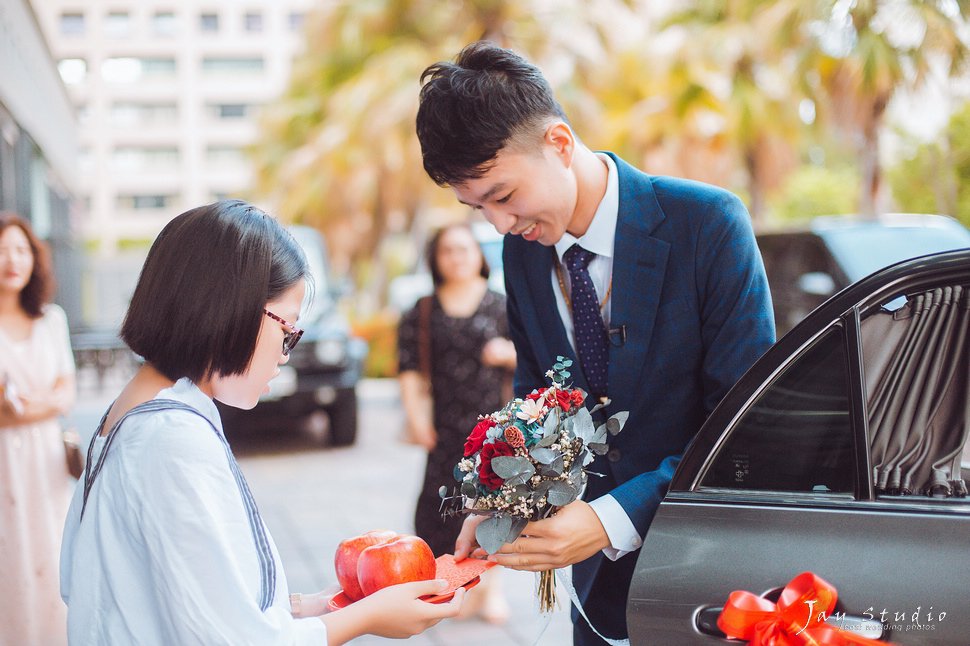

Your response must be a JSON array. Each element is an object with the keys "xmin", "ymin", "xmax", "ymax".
[{"xmin": 717, "ymin": 572, "xmax": 890, "ymax": 645}]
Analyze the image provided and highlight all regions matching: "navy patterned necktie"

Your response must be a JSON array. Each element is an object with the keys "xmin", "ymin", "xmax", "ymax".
[{"xmin": 563, "ymin": 244, "xmax": 609, "ymax": 398}]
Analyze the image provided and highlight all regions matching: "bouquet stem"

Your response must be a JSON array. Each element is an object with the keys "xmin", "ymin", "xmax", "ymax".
[{"xmin": 537, "ymin": 569, "xmax": 557, "ymax": 613}]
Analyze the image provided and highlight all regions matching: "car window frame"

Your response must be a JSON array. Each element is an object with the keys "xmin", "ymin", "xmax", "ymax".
[{"xmin": 670, "ymin": 250, "xmax": 970, "ymax": 517}]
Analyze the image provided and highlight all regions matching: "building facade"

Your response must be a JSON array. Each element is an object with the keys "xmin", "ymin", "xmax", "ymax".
[
  {"xmin": 30, "ymin": 0, "xmax": 312, "ymax": 326},
  {"xmin": 1, "ymin": 0, "xmax": 81, "ymax": 324}
]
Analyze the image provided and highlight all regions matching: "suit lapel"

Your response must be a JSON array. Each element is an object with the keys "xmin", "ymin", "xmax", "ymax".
[
  {"xmin": 606, "ymin": 154, "xmax": 670, "ymax": 409},
  {"xmin": 519, "ymin": 244, "xmax": 592, "ymax": 395}
]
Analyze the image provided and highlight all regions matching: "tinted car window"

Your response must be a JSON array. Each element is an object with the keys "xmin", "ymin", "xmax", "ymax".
[{"xmin": 702, "ymin": 327, "xmax": 854, "ymax": 493}]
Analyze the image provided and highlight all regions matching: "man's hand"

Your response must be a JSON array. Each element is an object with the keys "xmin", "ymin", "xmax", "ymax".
[{"xmin": 490, "ymin": 500, "xmax": 610, "ymax": 571}]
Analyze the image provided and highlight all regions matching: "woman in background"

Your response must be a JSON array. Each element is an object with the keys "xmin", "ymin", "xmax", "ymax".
[
  {"xmin": 397, "ymin": 223, "xmax": 515, "ymax": 623},
  {"xmin": 0, "ymin": 212, "xmax": 76, "ymax": 646}
]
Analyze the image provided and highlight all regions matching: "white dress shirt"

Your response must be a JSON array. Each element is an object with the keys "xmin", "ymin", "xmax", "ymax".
[
  {"xmin": 60, "ymin": 378, "xmax": 327, "ymax": 645},
  {"xmin": 551, "ymin": 153, "xmax": 643, "ymax": 560}
]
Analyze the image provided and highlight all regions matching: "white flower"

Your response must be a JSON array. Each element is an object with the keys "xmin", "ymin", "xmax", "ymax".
[
  {"xmin": 516, "ymin": 398, "xmax": 545, "ymax": 425},
  {"xmin": 545, "ymin": 370, "xmax": 554, "ymax": 378}
]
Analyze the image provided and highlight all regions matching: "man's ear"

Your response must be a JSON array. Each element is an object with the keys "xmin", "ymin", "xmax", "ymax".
[{"xmin": 544, "ymin": 121, "xmax": 575, "ymax": 167}]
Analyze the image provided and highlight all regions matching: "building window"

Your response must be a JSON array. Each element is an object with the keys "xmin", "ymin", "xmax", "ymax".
[
  {"xmin": 288, "ymin": 11, "xmax": 304, "ymax": 31},
  {"xmin": 57, "ymin": 58, "xmax": 87, "ymax": 85},
  {"xmin": 243, "ymin": 12, "xmax": 263, "ymax": 32},
  {"xmin": 104, "ymin": 11, "xmax": 130, "ymax": 38},
  {"xmin": 201, "ymin": 57, "xmax": 264, "ymax": 74},
  {"xmin": 111, "ymin": 147, "xmax": 180, "ymax": 170},
  {"xmin": 116, "ymin": 194, "xmax": 175, "ymax": 210},
  {"xmin": 200, "ymin": 13, "xmax": 219, "ymax": 32},
  {"xmin": 102, "ymin": 57, "xmax": 176, "ymax": 83},
  {"xmin": 206, "ymin": 146, "xmax": 246, "ymax": 165},
  {"xmin": 152, "ymin": 11, "xmax": 177, "ymax": 36},
  {"xmin": 59, "ymin": 12, "xmax": 85, "ymax": 36},
  {"xmin": 110, "ymin": 102, "xmax": 178, "ymax": 126},
  {"xmin": 210, "ymin": 103, "xmax": 250, "ymax": 119}
]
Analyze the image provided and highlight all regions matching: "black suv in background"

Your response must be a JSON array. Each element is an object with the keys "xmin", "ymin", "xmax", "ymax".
[
  {"xmin": 757, "ymin": 213, "xmax": 970, "ymax": 336},
  {"xmin": 217, "ymin": 225, "xmax": 367, "ymax": 446}
]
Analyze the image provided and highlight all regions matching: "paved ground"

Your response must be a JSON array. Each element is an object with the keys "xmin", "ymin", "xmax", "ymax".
[{"xmin": 69, "ymin": 374, "xmax": 573, "ymax": 645}]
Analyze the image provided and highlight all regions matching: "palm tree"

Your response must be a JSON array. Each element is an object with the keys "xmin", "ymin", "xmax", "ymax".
[
  {"xmin": 789, "ymin": 0, "xmax": 969, "ymax": 216},
  {"xmin": 250, "ymin": 0, "xmax": 652, "ymax": 307}
]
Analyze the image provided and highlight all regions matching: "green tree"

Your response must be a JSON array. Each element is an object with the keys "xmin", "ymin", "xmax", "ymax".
[
  {"xmin": 789, "ymin": 0, "xmax": 969, "ymax": 216},
  {"xmin": 888, "ymin": 100, "xmax": 970, "ymax": 227},
  {"xmin": 250, "ymin": 0, "xmax": 650, "ymax": 308}
]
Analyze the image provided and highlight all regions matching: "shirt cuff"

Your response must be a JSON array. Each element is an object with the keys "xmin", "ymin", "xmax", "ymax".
[{"xmin": 588, "ymin": 495, "xmax": 643, "ymax": 561}]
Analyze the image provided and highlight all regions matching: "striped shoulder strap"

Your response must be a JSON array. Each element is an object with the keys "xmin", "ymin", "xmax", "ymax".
[{"xmin": 81, "ymin": 398, "xmax": 277, "ymax": 611}]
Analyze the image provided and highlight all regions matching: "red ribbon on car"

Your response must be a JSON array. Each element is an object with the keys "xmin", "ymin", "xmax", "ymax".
[{"xmin": 717, "ymin": 572, "xmax": 892, "ymax": 645}]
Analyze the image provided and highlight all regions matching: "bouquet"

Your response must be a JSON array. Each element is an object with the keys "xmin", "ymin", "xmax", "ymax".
[{"xmin": 440, "ymin": 357, "xmax": 628, "ymax": 611}]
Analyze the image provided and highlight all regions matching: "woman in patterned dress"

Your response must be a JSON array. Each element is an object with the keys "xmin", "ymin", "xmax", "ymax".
[{"xmin": 398, "ymin": 223, "xmax": 515, "ymax": 622}]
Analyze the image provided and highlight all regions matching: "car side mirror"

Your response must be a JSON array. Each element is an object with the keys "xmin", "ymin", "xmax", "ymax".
[{"xmin": 797, "ymin": 271, "xmax": 836, "ymax": 297}]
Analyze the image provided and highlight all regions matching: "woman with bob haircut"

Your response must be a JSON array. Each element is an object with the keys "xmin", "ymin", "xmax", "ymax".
[
  {"xmin": 61, "ymin": 200, "xmax": 463, "ymax": 645},
  {"xmin": 0, "ymin": 212, "xmax": 76, "ymax": 646}
]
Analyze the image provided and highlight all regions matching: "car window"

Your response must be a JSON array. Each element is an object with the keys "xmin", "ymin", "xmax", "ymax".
[
  {"xmin": 861, "ymin": 284, "xmax": 969, "ymax": 502},
  {"xmin": 701, "ymin": 327, "xmax": 855, "ymax": 494}
]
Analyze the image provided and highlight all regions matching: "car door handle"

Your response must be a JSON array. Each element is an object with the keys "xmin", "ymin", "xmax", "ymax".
[{"xmin": 695, "ymin": 606, "xmax": 888, "ymax": 640}]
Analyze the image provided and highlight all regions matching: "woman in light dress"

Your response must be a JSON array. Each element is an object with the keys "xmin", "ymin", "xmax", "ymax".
[{"xmin": 0, "ymin": 212, "xmax": 76, "ymax": 646}]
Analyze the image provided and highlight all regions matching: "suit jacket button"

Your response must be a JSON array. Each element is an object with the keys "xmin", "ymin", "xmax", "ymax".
[{"xmin": 607, "ymin": 448, "xmax": 621, "ymax": 462}]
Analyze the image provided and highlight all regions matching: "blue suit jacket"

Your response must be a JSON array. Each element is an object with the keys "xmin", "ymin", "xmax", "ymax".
[{"xmin": 502, "ymin": 153, "xmax": 775, "ymax": 640}]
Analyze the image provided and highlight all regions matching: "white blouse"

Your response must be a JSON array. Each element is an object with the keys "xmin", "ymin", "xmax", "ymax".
[{"xmin": 60, "ymin": 378, "xmax": 327, "ymax": 645}]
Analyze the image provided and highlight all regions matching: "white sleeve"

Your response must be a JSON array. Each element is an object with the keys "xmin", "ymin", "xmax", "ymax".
[
  {"xmin": 45, "ymin": 305, "xmax": 76, "ymax": 377},
  {"xmin": 135, "ymin": 421, "xmax": 327, "ymax": 645},
  {"xmin": 588, "ymin": 495, "xmax": 643, "ymax": 561}
]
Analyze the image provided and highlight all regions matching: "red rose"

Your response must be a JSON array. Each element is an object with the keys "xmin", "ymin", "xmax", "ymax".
[
  {"xmin": 554, "ymin": 389, "xmax": 573, "ymax": 412},
  {"xmin": 464, "ymin": 418, "xmax": 496, "ymax": 457},
  {"xmin": 527, "ymin": 388, "xmax": 547, "ymax": 402},
  {"xmin": 570, "ymin": 390, "xmax": 585, "ymax": 407},
  {"xmin": 478, "ymin": 441, "xmax": 515, "ymax": 490}
]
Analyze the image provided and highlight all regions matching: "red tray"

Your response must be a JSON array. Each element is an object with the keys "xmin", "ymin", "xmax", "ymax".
[{"xmin": 327, "ymin": 554, "xmax": 495, "ymax": 610}]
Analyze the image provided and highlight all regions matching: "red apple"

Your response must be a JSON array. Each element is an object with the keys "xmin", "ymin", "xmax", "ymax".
[
  {"xmin": 357, "ymin": 534, "xmax": 436, "ymax": 596},
  {"xmin": 334, "ymin": 530, "xmax": 398, "ymax": 601}
]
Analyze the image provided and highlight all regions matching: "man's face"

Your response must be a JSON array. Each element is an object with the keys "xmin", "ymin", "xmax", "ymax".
[{"xmin": 451, "ymin": 131, "xmax": 578, "ymax": 247}]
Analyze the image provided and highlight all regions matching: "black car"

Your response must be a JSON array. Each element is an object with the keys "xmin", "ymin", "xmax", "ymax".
[
  {"xmin": 628, "ymin": 249, "xmax": 970, "ymax": 644},
  {"xmin": 217, "ymin": 226, "xmax": 367, "ymax": 446},
  {"xmin": 757, "ymin": 213, "xmax": 970, "ymax": 336}
]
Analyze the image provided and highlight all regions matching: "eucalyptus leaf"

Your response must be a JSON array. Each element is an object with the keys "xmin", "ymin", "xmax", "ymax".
[
  {"xmin": 537, "ymin": 433, "xmax": 559, "ymax": 448},
  {"xmin": 529, "ymin": 447, "xmax": 558, "ymax": 464},
  {"xmin": 592, "ymin": 424, "xmax": 608, "ymax": 444},
  {"xmin": 556, "ymin": 355, "xmax": 567, "ymax": 362},
  {"xmin": 504, "ymin": 472, "xmax": 532, "ymax": 487},
  {"xmin": 572, "ymin": 406, "xmax": 595, "ymax": 442},
  {"xmin": 453, "ymin": 464, "xmax": 465, "ymax": 482},
  {"xmin": 546, "ymin": 480, "xmax": 578, "ymax": 507},
  {"xmin": 476, "ymin": 516, "xmax": 513, "ymax": 554},
  {"xmin": 438, "ymin": 485, "xmax": 448, "ymax": 499},
  {"xmin": 491, "ymin": 456, "xmax": 535, "ymax": 480},
  {"xmin": 562, "ymin": 359, "xmax": 573, "ymax": 367},
  {"xmin": 542, "ymin": 408, "xmax": 560, "ymax": 437},
  {"xmin": 569, "ymin": 459, "xmax": 584, "ymax": 481},
  {"xmin": 561, "ymin": 370, "xmax": 571, "ymax": 379},
  {"xmin": 606, "ymin": 411, "xmax": 629, "ymax": 435},
  {"xmin": 539, "ymin": 455, "xmax": 565, "ymax": 477},
  {"xmin": 589, "ymin": 396, "xmax": 611, "ymax": 414},
  {"xmin": 553, "ymin": 362, "xmax": 564, "ymax": 371},
  {"xmin": 461, "ymin": 481, "xmax": 478, "ymax": 497},
  {"xmin": 506, "ymin": 517, "xmax": 529, "ymax": 544},
  {"xmin": 589, "ymin": 442, "xmax": 609, "ymax": 455}
]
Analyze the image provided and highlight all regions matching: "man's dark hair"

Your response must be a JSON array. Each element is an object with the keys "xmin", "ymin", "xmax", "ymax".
[
  {"xmin": 121, "ymin": 199, "xmax": 308, "ymax": 383},
  {"xmin": 426, "ymin": 223, "xmax": 490, "ymax": 287},
  {"xmin": 416, "ymin": 40, "xmax": 567, "ymax": 187},
  {"xmin": 0, "ymin": 212, "xmax": 55, "ymax": 319}
]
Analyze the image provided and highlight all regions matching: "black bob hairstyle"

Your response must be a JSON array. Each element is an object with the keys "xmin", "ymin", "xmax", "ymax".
[
  {"xmin": 426, "ymin": 223, "xmax": 490, "ymax": 288},
  {"xmin": 121, "ymin": 200, "xmax": 308, "ymax": 383},
  {"xmin": 416, "ymin": 40, "xmax": 568, "ymax": 187}
]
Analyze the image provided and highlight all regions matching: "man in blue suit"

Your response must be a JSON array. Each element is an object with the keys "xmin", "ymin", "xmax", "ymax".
[{"xmin": 416, "ymin": 42, "xmax": 775, "ymax": 644}]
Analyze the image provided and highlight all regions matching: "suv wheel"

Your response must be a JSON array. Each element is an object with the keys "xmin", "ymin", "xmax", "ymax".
[{"xmin": 327, "ymin": 388, "xmax": 358, "ymax": 446}]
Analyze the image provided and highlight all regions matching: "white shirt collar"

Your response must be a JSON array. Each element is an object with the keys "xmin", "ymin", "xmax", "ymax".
[
  {"xmin": 158, "ymin": 377, "xmax": 224, "ymax": 433},
  {"xmin": 555, "ymin": 153, "xmax": 619, "ymax": 261}
]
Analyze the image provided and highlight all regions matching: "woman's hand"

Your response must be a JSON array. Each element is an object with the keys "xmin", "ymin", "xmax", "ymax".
[
  {"xmin": 481, "ymin": 337, "xmax": 516, "ymax": 369},
  {"xmin": 322, "ymin": 579, "xmax": 464, "ymax": 644},
  {"xmin": 407, "ymin": 423, "xmax": 437, "ymax": 451}
]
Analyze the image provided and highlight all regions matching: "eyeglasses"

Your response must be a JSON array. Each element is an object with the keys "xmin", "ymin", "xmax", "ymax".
[{"xmin": 263, "ymin": 309, "xmax": 304, "ymax": 356}]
